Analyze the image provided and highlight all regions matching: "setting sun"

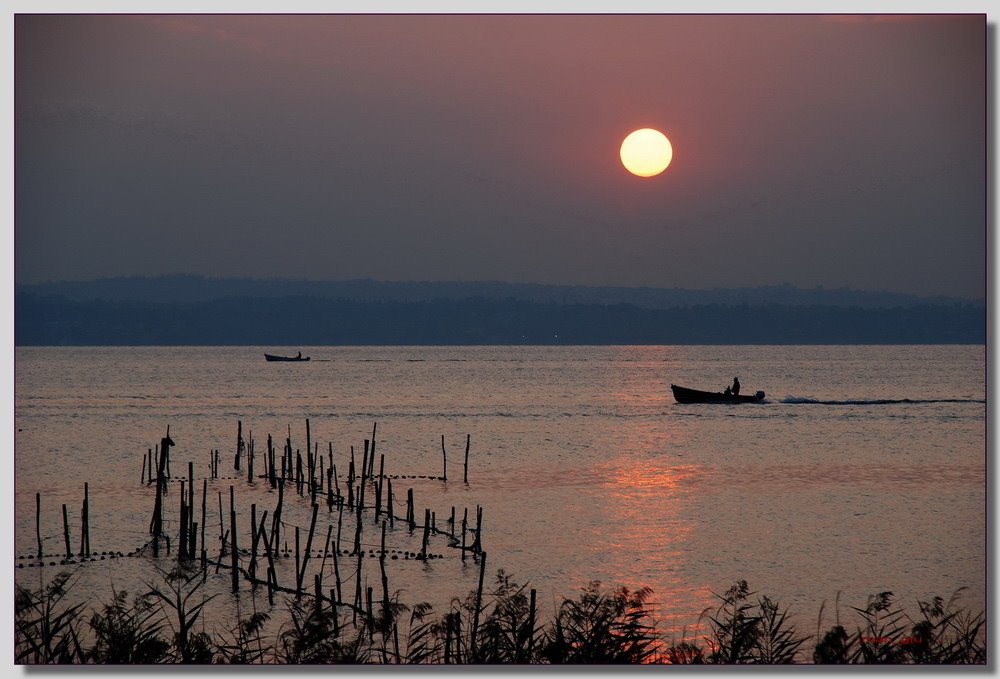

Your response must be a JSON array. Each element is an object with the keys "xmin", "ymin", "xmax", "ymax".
[{"xmin": 620, "ymin": 128, "xmax": 673, "ymax": 177}]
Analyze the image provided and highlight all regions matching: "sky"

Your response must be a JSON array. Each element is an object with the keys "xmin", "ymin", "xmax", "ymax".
[{"xmin": 14, "ymin": 14, "xmax": 987, "ymax": 298}]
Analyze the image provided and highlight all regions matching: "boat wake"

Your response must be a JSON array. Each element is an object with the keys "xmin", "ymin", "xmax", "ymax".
[{"xmin": 781, "ymin": 396, "xmax": 985, "ymax": 406}]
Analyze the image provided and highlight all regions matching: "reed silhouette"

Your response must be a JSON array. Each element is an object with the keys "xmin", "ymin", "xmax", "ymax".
[{"xmin": 14, "ymin": 570, "xmax": 985, "ymax": 665}]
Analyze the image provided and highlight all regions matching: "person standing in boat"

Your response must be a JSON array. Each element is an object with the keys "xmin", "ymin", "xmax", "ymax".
[
  {"xmin": 732, "ymin": 377, "xmax": 740, "ymax": 396},
  {"xmin": 296, "ymin": 351, "xmax": 302, "ymax": 359}
]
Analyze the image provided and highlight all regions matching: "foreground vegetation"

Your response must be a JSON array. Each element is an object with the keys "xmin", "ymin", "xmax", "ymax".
[{"xmin": 15, "ymin": 566, "xmax": 985, "ymax": 664}]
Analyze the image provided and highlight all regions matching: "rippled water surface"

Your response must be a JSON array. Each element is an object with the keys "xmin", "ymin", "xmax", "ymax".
[{"xmin": 14, "ymin": 345, "xmax": 986, "ymax": 634}]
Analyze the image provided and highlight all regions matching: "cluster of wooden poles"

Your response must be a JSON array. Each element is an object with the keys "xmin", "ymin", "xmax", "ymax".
[
  {"xmin": 27, "ymin": 486, "xmax": 91, "ymax": 564},
  {"xmin": 140, "ymin": 419, "xmax": 489, "ymax": 639}
]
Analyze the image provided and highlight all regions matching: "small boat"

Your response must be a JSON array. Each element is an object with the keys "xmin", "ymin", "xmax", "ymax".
[
  {"xmin": 671, "ymin": 384, "xmax": 765, "ymax": 404},
  {"xmin": 264, "ymin": 353, "xmax": 310, "ymax": 362}
]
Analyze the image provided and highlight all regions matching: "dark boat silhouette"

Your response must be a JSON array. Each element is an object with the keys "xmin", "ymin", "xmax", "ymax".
[
  {"xmin": 264, "ymin": 353, "xmax": 310, "ymax": 362},
  {"xmin": 671, "ymin": 384, "xmax": 765, "ymax": 404}
]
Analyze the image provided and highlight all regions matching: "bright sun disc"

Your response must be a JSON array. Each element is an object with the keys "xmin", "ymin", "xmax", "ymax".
[{"xmin": 620, "ymin": 128, "xmax": 673, "ymax": 177}]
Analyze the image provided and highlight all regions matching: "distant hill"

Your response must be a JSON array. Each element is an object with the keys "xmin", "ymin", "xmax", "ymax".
[
  {"xmin": 15, "ymin": 289, "xmax": 985, "ymax": 346},
  {"xmin": 16, "ymin": 275, "xmax": 984, "ymax": 309}
]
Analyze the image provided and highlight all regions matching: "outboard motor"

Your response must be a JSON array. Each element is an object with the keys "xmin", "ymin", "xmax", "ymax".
[{"xmin": 755, "ymin": 390, "xmax": 765, "ymax": 400}]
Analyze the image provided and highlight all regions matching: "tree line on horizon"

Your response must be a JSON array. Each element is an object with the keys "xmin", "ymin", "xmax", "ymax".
[
  {"xmin": 15, "ymin": 291, "xmax": 984, "ymax": 346},
  {"xmin": 15, "ymin": 275, "xmax": 984, "ymax": 308}
]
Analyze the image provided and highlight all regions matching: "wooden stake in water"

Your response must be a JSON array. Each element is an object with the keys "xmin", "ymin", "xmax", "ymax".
[
  {"xmin": 235, "ymin": 420, "xmax": 243, "ymax": 471},
  {"xmin": 527, "ymin": 589, "xmax": 537, "ymax": 657},
  {"xmin": 352, "ymin": 503, "xmax": 363, "ymax": 555},
  {"xmin": 296, "ymin": 449, "xmax": 303, "ymax": 496},
  {"xmin": 319, "ymin": 523, "xmax": 333, "ymax": 574},
  {"xmin": 314, "ymin": 573, "xmax": 323, "ymax": 616},
  {"xmin": 229, "ymin": 486, "xmax": 239, "ymax": 593},
  {"xmin": 420, "ymin": 508, "xmax": 431, "ymax": 560},
  {"xmin": 298, "ymin": 503, "xmax": 319, "ymax": 593},
  {"xmin": 259, "ymin": 522, "xmax": 276, "ymax": 605},
  {"xmin": 61, "ymin": 504, "xmax": 71, "ymax": 560},
  {"xmin": 294, "ymin": 527, "xmax": 301, "ymax": 597},
  {"xmin": 471, "ymin": 551, "xmax": 487, "ymax": 657},
  {"xmin": 178, "ymin": 480, "xmax": 188, "ymax": 561},
  {"xmin": 441, "ymin": 435, "xmax": 447, "ymax": 481},
  {"xmin": 337, "ymin": 503, "xmax": 344, "ymax": 549},
  {"xmin": 380, "ymin": 523, "xmax": 390, "ymax": 635},
  {"xmin": 250, "ymin": 509, "xmax": 268, "ymax": 586},
  {"xmin": 332, "ymin": 538, "xmax": 343, "ymax": 606},
  {"xmin": 359, "ymin": 446, "xmax": 369, "ymax": 509},
  {"xmin": 80, "ymin": 483, "xmax": 90, "ymax": 557},
  {"xmin": 473, "ymin": 505, "xmax": 483, "ymax": 554},
  {"xmin": 187, "ymin": 462, "xmax": 195, "ymax": 554},
  {"xmin": 268, "ymin": 435, "xmax": 276, "ymax": 489},
  {"xmin": 386, "ymin": 479, "xmax": 394, "ymax": 528},
  {"xmin": 460, "ymin": 508, "xmax": 468, "ymax": 562},
  {"xmin": 374, "ymin": 454, "xmax": 384, "ymax": 524},
  {"xmin": 151, "ymin": 429, "xmax": 174, "ymax": 555},
  {"xmin": 273, "ymin": 479, "xmax": 285, "ymax": 554},
  {"xmin": 353, "ymin": 552, "xmax": 364, "ymax": 624},
  {"xmin": 201, "ymin": 479, "xmax": 207, "ymax": 566},
  {"xmin": 464, "ymin": 434, "xmax": 470, "ymax": 484},
  {"xmin": 406, "ymin": 489, "xmax": 415, "ymax": 531}
]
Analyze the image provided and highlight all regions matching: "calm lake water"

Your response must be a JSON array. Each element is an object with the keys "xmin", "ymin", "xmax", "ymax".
[{"xmin": 14, "ymin": 345, "xmax": 985, "ymax": 639}]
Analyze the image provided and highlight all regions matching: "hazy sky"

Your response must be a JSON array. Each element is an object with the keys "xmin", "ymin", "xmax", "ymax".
[{"xmin": 15, "ymin": 14, "xmax": 986, "ymax": 297}]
